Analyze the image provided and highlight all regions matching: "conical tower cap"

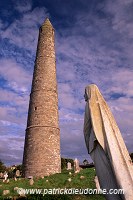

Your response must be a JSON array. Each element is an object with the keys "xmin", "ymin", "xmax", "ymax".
[{"xmin": 41, "ymin": 18, "xmax": 54, "ymax": 29}]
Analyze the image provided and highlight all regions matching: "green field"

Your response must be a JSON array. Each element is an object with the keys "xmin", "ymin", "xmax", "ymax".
[{"xmin": 0, "ymin": 168, "xmax": 105, "ymax": 199}]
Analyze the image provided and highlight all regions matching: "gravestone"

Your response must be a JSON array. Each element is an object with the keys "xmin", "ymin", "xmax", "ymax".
[
  {"xmin": 67, "ymin": 162, "xmax": 72, "ymax": 170},
  {"xmin": 29, "ymin": 178, "xmax": 34, "ymax": 186},
  {"xmin": 3, "ymin": 190, "xmax": 10, "ymax": 196},
  {"xmin": 16, "ymin": 170, "xmax": 20, "ymax": 177},
  {"xmin": 80, "ymin": 175, "xmax": 85, "ymax": 179},
  {"xmin": 14, "ymin": 187, "xmax": 19, "ymax": 191},
  {"xmin": 6, "ymin": 179, "xmax": 9, "ymax": 183},
  {"xmin": 14, "ymin": 177, "xmax": 17, "ymax": 181},
  {"xmin": 3, "ymin": 172, "xmax": 8, "ymax": 181},
  {"xmin": 74, "ymin": 158, "xmax": 80, "ymax": 172},
  {"xmin": 0, "ymin": 172, "xmax": 3, "ymax": 178}
]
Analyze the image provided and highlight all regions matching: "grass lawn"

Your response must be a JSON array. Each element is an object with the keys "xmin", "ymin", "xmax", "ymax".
[{"xmin": 0, "ymin": 168, "xmax": 105, "ymax": 199}]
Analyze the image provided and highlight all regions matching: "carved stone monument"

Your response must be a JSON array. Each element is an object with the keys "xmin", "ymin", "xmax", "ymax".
[{"xmin": 84, "ymin": 84, "xmax": 133, "ymax": 200}]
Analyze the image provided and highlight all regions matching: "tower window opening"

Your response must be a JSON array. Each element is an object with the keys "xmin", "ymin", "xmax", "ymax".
[{"xmin": 34, "ymin": 107, "xmax": 37, "ymax": 111}]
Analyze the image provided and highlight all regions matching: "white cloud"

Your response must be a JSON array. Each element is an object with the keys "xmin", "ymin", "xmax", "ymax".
[
  {"xmin": 105, "ymin": 68, "xmax": 133, "ymax": 98},
  {"xmin": 1, "ymin": 7, "xmax": 49, "ymax": 52},
  {"xmin": 0, "ymin": 134, "xmax": 24, "ymax": 166},
  {"xmin": 0, "ymin": 59, "xmax": 32, "ymax": 92},
  {"xmin": 14, "ymin": 0, "xmax": 32, "ymax": 13},
  {"xmin": 0, "ymin": 59, "xmax": 30, "ymax": 156},
  {"xmin": 0, "ymin": 88, "xmax": 29, "ymax": 107}
]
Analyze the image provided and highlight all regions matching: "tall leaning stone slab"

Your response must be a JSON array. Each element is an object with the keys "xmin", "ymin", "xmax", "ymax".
[{"xmin": 22, "ymin": 19, "xmax": 61, "ymax": 178}]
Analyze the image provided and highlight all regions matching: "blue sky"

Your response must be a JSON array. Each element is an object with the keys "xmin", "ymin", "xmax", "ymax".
[{"xmin": 0, "ymin": 0, "xmax": 133, "ymax": 166}]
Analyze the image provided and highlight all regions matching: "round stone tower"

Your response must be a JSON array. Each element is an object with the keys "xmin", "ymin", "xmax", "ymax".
[{"xmin": 22, "ymin": 18, "xmax": 61, "ymax": 178}]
